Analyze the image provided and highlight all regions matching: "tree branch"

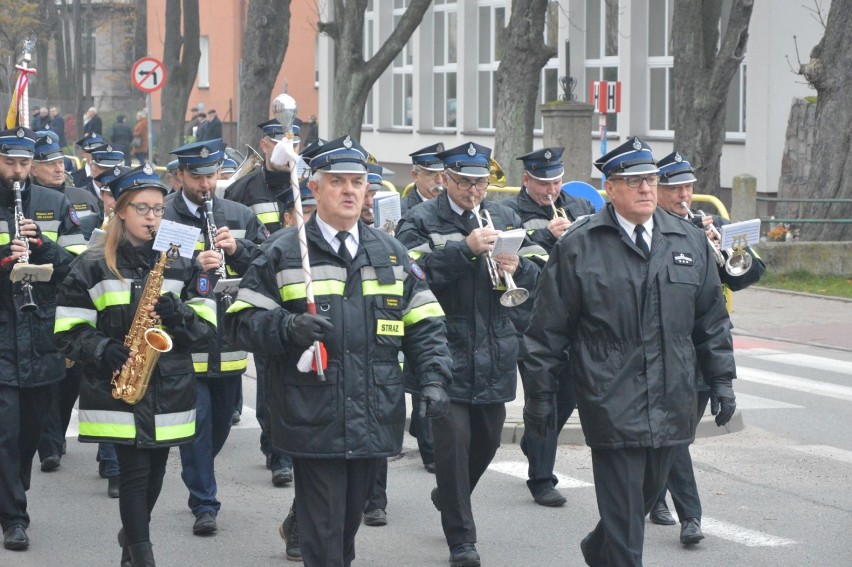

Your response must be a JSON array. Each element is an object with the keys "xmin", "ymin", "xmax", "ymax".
[{"xmin": 363, "ymin": 0, "xmax": 431, "ymax": 84}]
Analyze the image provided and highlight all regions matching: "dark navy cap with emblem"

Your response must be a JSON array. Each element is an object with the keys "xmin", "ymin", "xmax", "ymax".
[
  {"xmin": 170, "ymin": 139, "xmax": 225, "ymax": 175},
  {"xmin": 166, "ymin": 159, "xmax": 180, "ymax": 174},
  {"xmin": 594, "ymin": 136, "xmax": 658, "ymax": 177},
  {"xmin": 436, "ymin": 141, "xmax": 491, "ymax": 178},
  {"xmin": 282, "ymin": 178, "xmax": 317, "ymax": 210},
  {"xmin": 0, "ymin": 127, "xmax": 37, "ymax": 158},
  {"xmin": 656, "ymin": 152, "xmax": 697, "ymax": 186},
  {"xmin": 257, "ymin": 119, "xmax": 285, "ymax": 140},
  {"xmin": 367, "ymin": 163, "xmax": 384, "ymax": 192},
  {"xmin": 517, "ymin": 147, "xmax": 565, "ymax": 181},
  {"xmin": 75, "ymin": 133, "xmax": 105, "ymax": 152},
  {"xmin": 300, "ymin": 134, "xmax": 368, "ymax": 174},
  {"xmin": 33, "ymin": 136, "xmax": 65, "ymax": 162},
  {"xmin": 409, "ymin": 143, "xmax": 445, "ymax": 171},
  {"xmin": 90, "ymin": 143, "xmax": 125, "ymax": 167},
  {"xmin": 108, "ymin": 163, "xmax": 168, "ymax": 201},
  {"xmin": 220, "ymin": 157, "xmax": 238, "ymax": 175},
  {"xmin": 96, "ymin": 165, "xmax": 130, "ymax": 196}
]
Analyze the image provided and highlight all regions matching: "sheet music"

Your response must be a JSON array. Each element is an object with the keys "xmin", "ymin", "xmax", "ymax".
[
  {"xmin": 719, "ymin": 218, "xmax": 760, "ymax": 249},
  {"xmin": 374, "ymin": 191, "xmax": 401, "ymax": 228},
  {"xmin": 152, "ymin": 220, "xmax": 201, "ymax": 259},
  {"xmin": 492, "ymin": 228, "xmax": 526, "ymax": 256}
]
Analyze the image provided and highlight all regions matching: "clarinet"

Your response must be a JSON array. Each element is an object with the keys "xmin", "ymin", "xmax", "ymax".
[
  {"xmin": 13, "ymin": 182, "xmax": 29, "ymax": 263},
  {"xmin": 203, "ymin": 193, "xmax": 226, "ymax": 278}
]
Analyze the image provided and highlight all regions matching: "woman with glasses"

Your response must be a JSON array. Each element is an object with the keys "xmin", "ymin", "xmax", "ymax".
[{"xmin": 54, "ymin": 164, "xmax": 215, "ymax": 567}]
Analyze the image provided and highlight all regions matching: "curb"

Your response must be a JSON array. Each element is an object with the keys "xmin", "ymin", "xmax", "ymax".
[{"xmin": 751, "ymin": 285, "xmax": 852, "ymax": 304}]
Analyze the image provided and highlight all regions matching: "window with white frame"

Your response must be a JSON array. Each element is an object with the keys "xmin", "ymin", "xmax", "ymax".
[
  {"xmin": 433, "ymin": 0, "xmax": 458, "ymax": 129},
  {"xmin": 584, "ymin": 0, "xmax": 619, "ymax": 133},
  {"xmin": 198, "ymin": 35, "xmax": 209, "ymax": 89},
  {"xmin": 477, "ymin": 2, "xmax": 505, "ymax": 130},
  {"xmin": 535, "ymin": 2, "xmax": 561, "ymax": 131},
  {"xmin": 392, "ymin": 0, "xmax": 414, "ymax": 127},
  {"xmin": 363, "ymin": 1, "xmax": 375, "ymax": 127}
]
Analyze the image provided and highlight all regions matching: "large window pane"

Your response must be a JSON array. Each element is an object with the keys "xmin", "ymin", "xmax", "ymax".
[
  {"xmin": 479, "ymin": 71, "xmax": 491, "ymax": 128},
  {"xmin": 394, "ymin": 75, "xmax": 403, "ymax": 125},
  {"xmin": 479, "ymin": 7, "xmax": 491, "ymax": 64},
  {"xmin": 447, "ymin": 72, "xmax": 457, "ymax": 127},
  {"xmin": 586, "ymin": 0, "xmax": 601, "ymax": 59},
  {"xmin": 648, "ymin": 0, "xmax": 666, "ymax": 56},
  {"xmin": 404, "ymin": 74, "xmax": 413, "ymax": 126},
  {"xmin": 434, "ymin": 74, "xmax": 445, "ymax": 126},
  {"xmin": 435, "ymin": 11, "xmax": 445, "ymax": 64},
  {"xmin": 725, "ymin": 66, "xmax": 741, "ymax": 132},
  {"xmin": 605, "ymin": 0, "xmax": 619, "ymax": 56},
  {"xmin": 649, "ymin": 67, "xmax": 666, "ymax": 130},
  {"xmin": 495, "ymin": 8, "xmax": 506, "ymax": 60},
  {"xmin": 448, "ymin": 12, "xmax": 457, "ymax": 63}
]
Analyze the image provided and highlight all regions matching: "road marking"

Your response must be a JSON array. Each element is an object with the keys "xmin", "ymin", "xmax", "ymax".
[
  {"xmin": 66, "ymin": 406, "xmax": 260, "ymax": 438},
  {"xmin": 488, "ymin": 461, "xmax": 593, "ymax": 488},
  {"xmin": 737, "ymin": 366, "xmax": 852, "ymax": 402},
  {"xmin": 790, "ymin": 445, "xmax": 852, "ymax": 466},
  {"xmin": 670, "ymin": 511, "xmax": 797, "ymax": 547},
  {"xmin": 734, "ymin": 392, "xmax": 803, "ymax": 410},
  {"xmin": 750, "ymin": 352, "xmax": 852, "ymax": 377}
]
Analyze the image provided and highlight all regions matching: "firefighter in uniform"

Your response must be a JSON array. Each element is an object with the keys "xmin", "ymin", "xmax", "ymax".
[
  {"xmin": 0, "ymin": 127, "xmax": 77, "ymax": 551},
  {"xmin": 396, "ymin": 142, "xmax": 546, "ymax": 567},
  {"xmin": 224, "ymin": 134, "xmax": 453, "ymax": 567},
  {"xmin": 70, "ymin": 133, "xmax": 106, "ymax": 189},
  {"xmin": 401, "ymin": 143, "xmax": 446, "ymax": 216},
  {"xmin": 165, "ymin": 139, "xmax": 267, "ymax": 536},
  {"xmin": 502, "ymin": 147, "xmax": 596, "ymax": 508}
]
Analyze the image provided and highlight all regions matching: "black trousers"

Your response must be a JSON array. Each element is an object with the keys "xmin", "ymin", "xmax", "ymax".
[
  {"xmin": 114, "ymin": 444, "xmax": 170, "ymax": 546},
  {"xmin": 364, "ymin": 457, "xmax": 387, "ymax": 513},
  {"xmin": 409, "ymin": 393, "xmax": 434, "ymax": 464},
  {"xmin": 657, "ymin": 390, "xmax": 711, "ymax": 521},
  {"xmin": 432, "ymin": 402, "xmax": 505, "ymax": 547},
  {"xmin": 38, "ymin": 364, "xmax": 81, "ymax": 461},
  {"xmin": 583, "ymin": 447, "xmax": 676, "ymax": 567},
  {"xmin": 0, "ymin": 383, "xmax": 53, "ymax": 530},
  {"xmin": 293, "ymin": 457, "xmax": 381, "ymax": 567}
]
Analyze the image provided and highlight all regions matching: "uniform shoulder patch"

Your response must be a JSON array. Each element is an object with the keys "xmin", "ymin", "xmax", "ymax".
[
  {"xmin": 409, "ymin": 259, "xmax": 426, "ymax": 280},
  {"xmin": 196, "ymin": 272, "xmax": 210, "ymax": 295},
  {"xmin": 68, "ymin": 208, "xmax": 80, "ymax": 225}
]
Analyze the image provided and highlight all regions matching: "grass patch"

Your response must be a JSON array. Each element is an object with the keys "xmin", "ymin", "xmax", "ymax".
[{"xmin": 755, "ymin": 271, "xmax": 852, "ymax": 299}]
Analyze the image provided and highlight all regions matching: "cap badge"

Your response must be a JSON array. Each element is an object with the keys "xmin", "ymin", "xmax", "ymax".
[
  {"xmin": 436, "ymin": 143, "xmax": 444, "ymax": 152},
  {"xmin": 467, "ymin": 144, "xmax": 476, "ymax": 157},
  {"xmin": 632, "ymin": 138, "xmax": 642, "ymax": 151},
  {"xmin": 143, "ymin": 163, "xmax": 154, "ymax": 175},
  {"xmin": 343, "ymin": 135, "xmax": 353, "ymax": 149},
  {"xmin": 199, "ymin": 147, "xmax": 210, "ymax": 158},
  {"xmin": 114, "ymin": 165, "xmax": 122, "ymax": 176},
  {"xmin": 674, "ymin": 152, "xmax": 683, "ymax": 163},
  {"xmin": 16, "ymin": 128, "xmax": 25, "ymax": 138},
  {"xmin": 544, "ymin": 150, "xmax": 552, "ymax": 160}
]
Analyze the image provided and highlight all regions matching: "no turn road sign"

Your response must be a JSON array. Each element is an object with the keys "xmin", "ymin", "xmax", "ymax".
[{"xmin": 132, "ymin": 57, "xmax": 167, "ymax": 93}]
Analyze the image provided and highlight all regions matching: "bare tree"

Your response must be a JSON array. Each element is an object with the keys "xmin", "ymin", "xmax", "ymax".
[
  {"xmin": 319, "ymin": 0, "xmax": 431, "ymax": 138},
  {"xmin": 798, "ymin": 0, "xmax": 852, "ymax": 240},
  {"xmin": 237, "ymin": 0, "xmax": 291, "ymax": 152},
  {"xmin": 493, "ymin": 0, "xmax": 556, "ymax": 186},
  {"xmin": 671, "ymin": 0, "xmax": 754, "ymax": 198},
  {"xmin": 158, "ymin": 0, "xmax": 200, "ymax": 162},
  {"xmin": 133, "ymin": 0, "xmax": 147, "ymax": 62}
]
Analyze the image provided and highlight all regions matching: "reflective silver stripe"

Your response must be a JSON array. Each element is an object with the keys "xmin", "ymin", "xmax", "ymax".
[
  {"xmin": 161, "ymin": 279, "xmax": 184, "ymax": 295},
  {"xmin": 76, "ymin": 209, "xmax": 97, "ymax": 218},
  {"xmin": 55, "ymin": 306, "xmax": 97, "ymax": 324},
  {"xmin": 89, "ymin": 280, "xmax": 131, "ymax": 303},
  {"xmin": 155, "ymin": 409, "xmax": 196, "ymax": 428},
  {"xmin": 222, "ymin": 350, "xmax": 247, "ymax": 361},
  {"xmin": 234, "ymin": 288, "xmax": 279, "ymax": 311},
  {"xmin": 518, "ymin": 244, "xmax": 548, "ymax": 257},
  {"xmin": 230, "ymin": 229, "xmax": 246, "ymax": 239},
  {"xmin": 408, "ymin": 242, "xmax": 432, "ymax": 254},
  {"xmin": 192, "ymin": 353, "xmax": 208, "ymax": 363},
  {"xmin": 187, "ymin": 296, "xmax": 217, "ymax": 314},
  {"xmin": 276, "ymin": 265, "xmax": 347, "ymax": 288},
  {"xmin": 523, "ymin": 218, "xmax": 549, "ymax": 229},
  {"xmin": 78, "ymin": 409, "xmax": 136, "ymax": 426},
  {"xmin": 429, "ymin": 232, "xmax": 465, "ymax": 247},
  {"xmin": 403, "ymin": 289, "xmax": 439, "ymax": 313},
  {"xmin": 250, "ymin": 202, "xmax": 279, "ymax": 214},
  {"xmin": 35, "ymin": 220, "xmax": 61, "ymax": 232},
  {"xmin": 0, "ymin": 221, "xmax": 8, "ymax": 233},
  {"xmin": 361, "ymin": 265, "xmax": 406, "ymax": 282},
  {"xmin": 57, "ymin": 233, "xmax": 87, "ymax": 247}
]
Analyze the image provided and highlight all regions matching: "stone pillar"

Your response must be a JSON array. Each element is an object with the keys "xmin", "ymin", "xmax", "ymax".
[
  {"xmin": 540, "ymin": 101, "xmax": 594, "ymax": 182},
  {"xmin": 731, "ymin": 174, "xmax": 757, "ymax": 223}
]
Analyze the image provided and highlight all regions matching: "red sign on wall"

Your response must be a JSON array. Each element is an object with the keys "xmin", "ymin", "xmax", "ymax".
[{"xmin": 589, "ymin": 81, "xmax": 621, "ymax": 114}]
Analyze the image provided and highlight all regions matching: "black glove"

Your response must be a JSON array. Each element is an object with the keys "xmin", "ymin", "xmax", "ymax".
[
  {"xmin": 103, "ymin": 341, "xmax": 131, "ymax": 373},
  {"xmin": 419, "ymin": 383, "xmax": 449, "ymax": 418},
  {"xmin": 286, "ymin": 313, "xmax": 334, "ymax": 347},
  {"xmin": 154, "ymin": 292, "xmax": 184, "ymax": 327},
  {"xmin": 523, "ymin": 393, "xmax": 556, "ymax": 438},
  {"xmin": 710, "ymin": 378, "xmax": 737, "ymax": 427}
]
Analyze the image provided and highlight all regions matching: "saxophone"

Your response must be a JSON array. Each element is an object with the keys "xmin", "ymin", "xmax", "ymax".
[{"xmin": 111, "ymin": 230, "xmax": 180, "ymax": 404}]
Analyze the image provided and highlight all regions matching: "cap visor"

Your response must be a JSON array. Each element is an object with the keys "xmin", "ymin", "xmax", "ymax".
[
  {"xmin": 659, "ymin": 172, "xmax": 697, "ymax": 185},
  {"xmin": 321, "ymin": 162, "xmax": 367, "ymax": 174},
  {"xmin": 613, "ymin": 164, "xmax": 659, "ymax": 176},
  {"xmin": 0, "ymin": 150, "xmax": 35, "ymax": 158},
  {"xmin": 528, "ymin": 166, "xmax": 564, "ymax": 182},
  {"xmin": 187, "ymin": 163, "xmax": 221, "ymax": 175},
  {"xmin": 94, "ymin": 158, "xmax": 123, "ymax": 167},
  {"xmin": 452, "ymin": 166, "xmax": 489, "ymax": 178}
]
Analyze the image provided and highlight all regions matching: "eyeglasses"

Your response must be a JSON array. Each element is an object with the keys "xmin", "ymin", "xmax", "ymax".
[
  {"xmin": 448, "ymin": 173, "xmax": 489, "ymax": 191},
  {"xmin": 128, "ymin": 203, "xmax": 166, "ymax": 216},
  {"xmin": 610, "ymin": 175, "xmax": 660, "ymax": 188}
]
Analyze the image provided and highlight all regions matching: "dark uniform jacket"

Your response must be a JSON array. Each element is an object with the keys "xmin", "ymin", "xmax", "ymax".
[
  {"xmin": 163, "ymin": 191, "xmax": 266, "ymax": 377},
  {"xmin": 35, "ymin": 182, "xmax": 101, "ymax": 247},
  {"xmin": 70, "ymin": 165, "xmax": 90, "ymax": 190},
  {"xmin": 503, "ymin": 188, "xmax": 596, "ymax": 253},
  {"xmin": 523, "ymin": 204, "xmax": 737, "ymax": 450},
  {"xmin": 54, "ymin": 240, "xmax": 216, "ymax": 448},
  {"xmin": 0, "ymin": 183, "xmax": 77, "ymax": 388},
  {"xmin": 224, "ymin": 167, "xmax": 292, "ymax": 235},
  {"xmin": 396, "ymin": 192, "xmax": 545, "ymax": 404},
  {"xmin": 223, "ymin": 217, "xmax": 452, "ymax": 459},
  {"xmin": 400, "ymin": 187, "xmax": 426, "ymax": 216}
]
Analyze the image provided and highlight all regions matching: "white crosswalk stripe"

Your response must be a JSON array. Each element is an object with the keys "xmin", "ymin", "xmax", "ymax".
[
  {"xmin": 737, "ymin": 366, "xmax": 852, "ymax": 402},
  {"xmin": 670, "ymin": 511, "xmax": 797, "ymax": 547},
  {"xmin": 746, "ymin": 351, "xmax": 852, "ymax": 376},
  {"xmin": 789, "ymin": 444, "xmax": 852, "ymax": 465},
  {"xmin": 488, "ymin": 460, "xmax": 593, "ymax": 488}
]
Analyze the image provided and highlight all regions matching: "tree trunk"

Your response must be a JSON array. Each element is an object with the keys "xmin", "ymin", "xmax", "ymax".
[
  {"xmin": 237, "ymin": 0, "xmax": 291, "ymax": 152},
  {"xmin": 83, "ymin": 0, "xmax": 93, "ymax": 109},
  {"xmin": 672, "ymin": 0, "xmax": 753, "ymax": 198},
  {"xmin": 799, "ymin": 0, "xmax": 852, "ymax": 241},
  {"xmin": 34, "ymin": 2, "xmax": 51, "ymax": 101},
  {"xmin": 159, "ymin": 0, "xmax": 200, "ymax": 163},
  {"xmin": 133, "ymin": 0, "xmax": 147, "ymax": 62},
  {"xmin": 493, "ymin": 0, "xmax": 555, "ymax": 186},
  {"xmin": 72, "ymin": 0, "xmax": 84, "ymax": 134},
  {"xmin": 324, "ymin": 0, "xmax": 431, "ymax": 139},
  {"xmin": 47, "ymin": 0, "xmax": 68, "ymax": 99}
]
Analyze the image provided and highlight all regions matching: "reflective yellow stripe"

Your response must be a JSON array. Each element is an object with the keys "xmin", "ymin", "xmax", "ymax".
[
  {"xmin": 409, "ymin": 249, "xmax": 424, "ymax": 259},
  {"xmin": 78, "ymin": 409, "xmax": 136, "ymax": 439},
  {"xmin": 90, "ymin": 280, "xmax": 132, "ymax": 310},
  {"xmin": 155, "ymin": 410, "xmax": 196, "ymax": 442},
  {"xmin": 403, "ymin": 301, "xmax": 444, "ymax": 326},
  {"xmin": 194, "ymin": 240, "xmax": 206, "ymax": 251},
  {"xmin": 65, "ymin": 244, "xmax": 88, "ymax": 256},
  {"xmin": 186, "ymin": 298, "xmax": 217, "ymax": 327},
  {"xmin": 42, "ymin": 230, "xmax": 58, "ymax": 241},
  {"xmin": 193, "ymin": 361, "xmax": 209, "ymax": 373},
  {"xmin": 232, "ymin": 288, "xmax": 279, "ymax": 311},
  {"xmin": 226, "ymin": 299, "xmax": 253, "ymax": 314},
  {"xmin": 257, "ymin": 211, "xmax": 280, "ymax": 225},
  {"xmin": 362, "ymin": 280, "xmax": 404, "ymax": 296},
  {"xmin": 280, "ymin": 279, "xmax": 345, "ymax": 301},
  {"xmin": 0, "ymin": 234, "xmax": 9, "ymax": 245},
  {"xmin": 222, "ymin": 358, "xmax": 248, "ymax": 372},
  {"xmin": 54, "ymin": 306, "xmax": 97, "ymax": 333}
]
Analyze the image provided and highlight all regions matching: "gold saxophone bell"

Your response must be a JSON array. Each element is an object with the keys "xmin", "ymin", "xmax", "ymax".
[{"xmin": 488, "ymin": 157, "xmax": 507, "ymax": 188}]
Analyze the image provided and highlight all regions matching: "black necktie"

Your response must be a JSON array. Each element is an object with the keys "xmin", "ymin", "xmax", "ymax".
[
  {"xmin": 336, "ymin": 231, "xmax": 352, "ymax": 263},
  {"xmin": 463, "ymin": 210, "xmax": 478, "ymax": 232},
  {"xmin": 634, "ymin": 224, "xmax": 650, "ymax": 259}
]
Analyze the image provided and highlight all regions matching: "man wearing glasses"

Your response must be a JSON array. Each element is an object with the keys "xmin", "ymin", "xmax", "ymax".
[
  {"xmin": 402, "ymin": 143, "xmax": 446, "ymax": 216},
  {"xmin": 523, "ymin": 137, "xmax": 738, "ymax": 566},
  {"xmin": 397, "ymin": 142, "xmax": 545, "ymax": 567}
]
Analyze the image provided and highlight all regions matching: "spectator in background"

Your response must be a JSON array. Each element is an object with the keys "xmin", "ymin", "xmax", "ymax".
[
  {"xmin": 32, "ymin": 107, "xmax": 49, "ymax": 131},
  {"xmin": 203, "ymin": 109, "xmax": 222, "ymax": 141},
  {"xmin": 111, "ymin": 115, "xmax": 134, "ymax": 165},
  {"xmin": 304, "ymin": 115, "xmax": 319, "ymax": 147},
  {"xmin": 64, "ymin": 113, "xmax": 77, "ymax": 146},
  {"xmin": 131, "ymin": 110, "xmax": 149, "ymax": 164},
  {"xmin": 83, "ymin": 107, "xmax": 103, "ymax": 136},
  {"xmin": 186, "ymin": 107, "xmax": 201, "ymax": 141},
  {"xmin": 194, "ymin": 113, "xmax": 208, "ymax": 142},
  {"xmin": 47, "ymin": 107, "xmax": 66, "ymax": 148}
]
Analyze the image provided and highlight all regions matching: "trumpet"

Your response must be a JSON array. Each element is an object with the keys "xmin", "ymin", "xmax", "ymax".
[
  {"xmin": 471, "ymin": 198, "xmax": 529, "ymax": 307},
  {"xmin": 683, "ymin": 202, "xmax": 753, "ymax": 277},
  {"xmin": 547, "ymin": 194, "xmax": 569, "ymax": 221}
]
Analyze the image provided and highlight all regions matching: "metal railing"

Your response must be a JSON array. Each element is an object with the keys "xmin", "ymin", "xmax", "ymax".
[{"xmin": 756, "ymin": 196, "xmax": 852, "ymax": 224}]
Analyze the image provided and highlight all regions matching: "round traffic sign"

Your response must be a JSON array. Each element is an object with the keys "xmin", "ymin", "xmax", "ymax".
[{"xmin": 132, "ymin": 57, "xmax": 167, "ymax": 93}]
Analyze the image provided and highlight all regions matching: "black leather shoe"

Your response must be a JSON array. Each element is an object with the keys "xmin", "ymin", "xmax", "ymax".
[
  {"xmin": 580, "ymin": 533, "xmax": 606, "ymax": 567},
  {"xmin": 272, "ymin": 467, "xmax": 293, "ymax": 487},
  {"xmin": 108, "ymin": 476, "xmax": 120, "ymax": 498},
  {"xmin": 680, "ymin": 518, "xmax": 705, "ymax": 544},
  {"xmin": 449, "ymin": 543, "xmax": 480, "ymax": 567},
  {"xmin": 430, "ymin": 487, "xmax": 441, "ymax": 512},
  {"xmin": 231, "ymin": 411, "xmax": 241, "ymax": 425},
  {"xmin": 649, "ymin": 499, "xmax": 676, "ymax": 525},
  {"xmin": 40, "ymin": 455, "xmax": 61, "ymax": 472},
  {"xmin": 533, "ymin": 487, "xmax": 567, "ymax": 507},
  {"xmin": 424, "ymin": 462, "xmax": 436, "ymax": 474},
  {"xmin": 118, "ymin": 528, "xmax": 132, "ymax": 567},
  {"xmin": 279, "ymin": 508, "xmax": 302, "ymax": 561},
  {"xmin": 3, "ymin": 524, "xmax": 29, "ymax": 551},
  {"xmin": 363, "ymin": 509, "xmax": 387, "ymax": 526},
  {"xmin": 193, "ymin": 512, "xmax": 217, "ymax": 535}
]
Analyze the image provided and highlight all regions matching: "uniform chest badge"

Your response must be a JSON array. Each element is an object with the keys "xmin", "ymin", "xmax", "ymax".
[
  {"xmin": 197, "ymin": 272, "xmax": 210, "ymax": 295},
  {"xmin": 409, "ymin": 259, "xmax": 426, "ymax": 280},
  {"xmin": 673, "ymin": 252, "xmax": 694, "ymax": 266},
  {"xmin": 68, "ymin": 208, "xmax": 80, "ymax": 225}
]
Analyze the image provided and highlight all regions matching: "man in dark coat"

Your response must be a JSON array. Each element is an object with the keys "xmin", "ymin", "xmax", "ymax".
[
  {"xmin": 83, "ymin": 107, "xmax": 102, "ymax": 137},
  {"xmin": 523, "ymin": 137, "xmax": 738, "ymax": 567},
  {"xmin": 203, "ymin": 109, "xmax": 223, "ymax": 141},
  {"xmin": 110, "ymin": 115, "xmax": 134, "ymax": 161},
  {"xmin": 400, "ymin": 143, "xmax": 446, "ymax": 216},
  {"xmin": 46, "ymin": 107, "xmax": 66, "ymax": 148}
]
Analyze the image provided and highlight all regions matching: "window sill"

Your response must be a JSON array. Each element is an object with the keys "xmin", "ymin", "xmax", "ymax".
[
  {"xmin": 376, "ymin": 127, "xmax": 414, "ymax": 134},
  {"xmin": 418, "ymin": 128, "xmax": 457, "ymax": 135}
]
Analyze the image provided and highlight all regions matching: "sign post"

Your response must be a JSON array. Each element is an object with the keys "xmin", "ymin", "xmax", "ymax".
[
  {"xmin": 131, "ymin": 57, "xmax": 167, "ymax": 164},
  {"xmin": 589, "ymin": 80, "xmax": 621, "ymax": 189}
]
